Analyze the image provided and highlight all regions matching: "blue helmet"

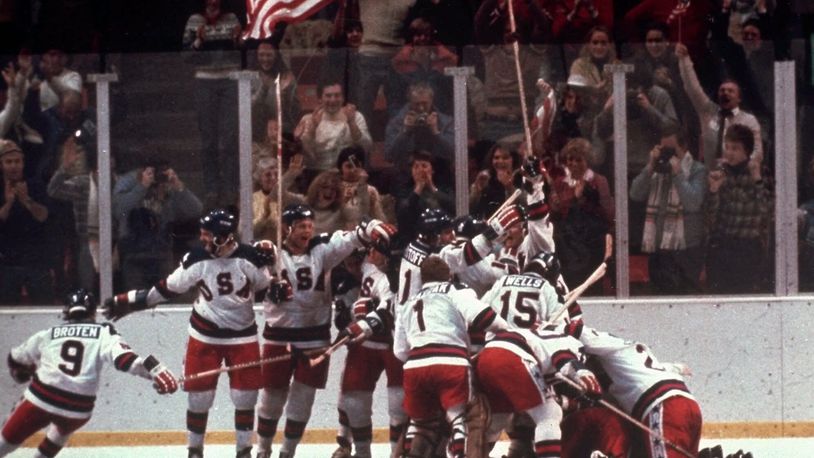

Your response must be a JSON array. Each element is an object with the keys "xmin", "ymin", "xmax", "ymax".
[
  {"xmin": 282, "ymin": 204, "xmax": 315, "ymax": 227},
  {"xmin": 200, "ymin": 209, "xmax": 238, "ymax": 238},
  {"xmin": 63, "ymin": 288, "xmax": 97, "ymax": 321},
  {"xmin": 523, "ymin": 251, "xmax": 561, "ymax": 282},
  {"xmin": 418, "ymin": 208, "xmax": 453, "ymax": 240},
  {"xmin": 453, "ymin": 215, "xmax": 487, "ymax": 240}
]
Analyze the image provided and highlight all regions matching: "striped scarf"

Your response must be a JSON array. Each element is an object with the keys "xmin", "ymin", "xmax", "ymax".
[{"xmin": 642, "ymin": 172, "xmax": 686, "ymax": 252}]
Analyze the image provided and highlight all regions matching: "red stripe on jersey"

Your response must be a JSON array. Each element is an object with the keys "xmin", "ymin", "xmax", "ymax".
[
  {"xmin": 190, "ymin": 310, "xmax": 258, "ymax": 339},
  {"xmin": 469, "ymin": 331, "xmax": 486, "ymax": 347},
  {"xmin": 114, "ymin": 352, "xmax": 138, "ymax": 371},
  {"xmin": 550, "ymin": 349, "xmax": 578, "ymax": 371},
  {"xmin": 568, "ymin": 302, "xmax": 583, "ymax": 319},
  {"xmin": 631, "ymin": 379, "xmax": 691, "ymax": 420},
  {"xmin": 263, "ymin": 323, "xmax": 331, "ymax": 342},
  {"xmin": 29, "ymin": 376, "xmax": 95, "ymax": 413},
  {"xmin": 463, "ymin": 241, "xmax": 482, "ymax": 266},
  {"xmin": 408, "ymin": 344, "xmax": 468, "ymax": 361},
  {"xmin": 491, "ymin": 331, "xmax": 536, "ymax": 360},
  {"xmin": 469, "ymin": 308, "xmax": 497, "ymax": 333},
  {"xmin": 155, "ymin": 279, "xmax": 181, "ymax": 299},
  {"xmin": 535, "ymin": 439, "xmax": 561, "ymax": 457},
  {"xmin": 526, "ymin": 201, "xmax": 550, "ymax": 220}
]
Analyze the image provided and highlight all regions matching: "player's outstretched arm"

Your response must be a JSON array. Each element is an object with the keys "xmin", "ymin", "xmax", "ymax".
[
  {"xmin": 102, "ymin": 289, "xmax": 151, "ymax": 321},
  {"xmin": 125, "ymin": 354, "xmax": 179, "ymax": 394}
]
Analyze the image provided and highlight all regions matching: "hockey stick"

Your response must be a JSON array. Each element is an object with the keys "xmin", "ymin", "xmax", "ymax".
[
  {"xmin": 275, "ymin": 74, "xmax": 284, "ymax": 278},
  {"xmin": 179, "ymin": 346, "xmax": 323, "ymax": 383},
  {"xmin": 554, "ymin": 373, "xmax": 696, "ymax": 458},
  {"xmin": 548, "ymin": 234, "xmax": 613, "ymax": 324},
  {"xmin": 488, "ymin": 189, "xmax": 523, "ymax": 222},
  {"xmin": 309, "ymin": 335, "xmax": 350, "ymax": 367}
]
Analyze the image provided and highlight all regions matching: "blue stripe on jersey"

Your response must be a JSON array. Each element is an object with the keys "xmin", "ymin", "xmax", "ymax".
[
  {"xmin": 29, "ymin": 375, "xmax": 96, "ymax": 413},
  {"xmin": 262, "ymin": 323, "xmax": 331, "ymax": 342},
  {"xmin": 190, "ymin": 310, "xmax": 258, "ymax": 339}
]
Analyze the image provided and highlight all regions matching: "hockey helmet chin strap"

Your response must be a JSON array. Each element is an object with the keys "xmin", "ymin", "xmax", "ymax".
[{"xmin": 212, "ymin": 234, "xmax": 235, "ymax": 256}]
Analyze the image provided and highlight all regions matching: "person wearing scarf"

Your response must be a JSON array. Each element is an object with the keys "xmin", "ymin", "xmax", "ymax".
[{"xmin": 630, "ymin": 125, "xmax": 707, "ymax": 294}]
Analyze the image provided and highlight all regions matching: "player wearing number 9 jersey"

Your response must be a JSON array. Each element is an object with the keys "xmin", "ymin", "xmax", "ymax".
[
  {"xmin": 101, "ymin": 208, "xmax": 271, "ymax": 458},
  {"xmin": 1, "ymin": 289, "xmax": 177, "ymax": 458},
  {"xmin": 394, "ymin": 256, "xmax": 508, "ymax": 458}
]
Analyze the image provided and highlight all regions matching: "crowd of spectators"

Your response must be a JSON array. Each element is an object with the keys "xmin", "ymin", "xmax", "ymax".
[{"xmin": 0, "ymin": 0, "xmax": 806, "ymax": 303}]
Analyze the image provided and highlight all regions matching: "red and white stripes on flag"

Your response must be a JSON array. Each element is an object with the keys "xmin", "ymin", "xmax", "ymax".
[{"xmin": 245, "ymin": 0, "xmax": 335, "ymax": 39}]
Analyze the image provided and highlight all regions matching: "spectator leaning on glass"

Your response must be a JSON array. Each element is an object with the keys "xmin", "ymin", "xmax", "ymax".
[
  {"xmin": 0, "ymin": 139, "xmax": 52, "ymax": 305},
  {"xmin": 704, "ymin": 124, "xmax": 772, "ymax": 294},
  {"xmin": 630, "ymin": 124, "xmax": 707, "ymax": 294}
]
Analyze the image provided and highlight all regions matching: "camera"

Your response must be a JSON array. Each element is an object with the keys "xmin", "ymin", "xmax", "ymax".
[
  {"xmin": 654, "ymin": 147, "xmax": 676, "ymax": 174},
  {"xmin": 415, "ymin": 112, "xmax": 428, "ymax": 126},
  {"xmin": 153, "ymin": 165, "xmax": 170, "ymax": 184}
]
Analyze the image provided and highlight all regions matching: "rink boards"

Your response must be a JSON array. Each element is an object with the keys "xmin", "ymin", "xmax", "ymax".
[{"xmin": 2, "ymin": 297, "xmax": 813, "ymax": 446}]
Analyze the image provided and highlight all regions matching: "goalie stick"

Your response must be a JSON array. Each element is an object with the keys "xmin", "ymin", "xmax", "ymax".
[{"xmin": 554, "ymin": 373, "xmax": 695, "ymax": 458}]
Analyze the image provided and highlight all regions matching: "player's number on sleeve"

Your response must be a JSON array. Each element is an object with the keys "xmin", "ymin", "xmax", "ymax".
[
  {"xmin": 58, "ymin": 340, "xmax": 85, "ymax": 377},
  {"xmin": 413, "ymin": 299, "xmax": 426, "ymax": 332},
  {"xmin": 499, "ymin": 291, "xmax": 538, "ymax": 327}
]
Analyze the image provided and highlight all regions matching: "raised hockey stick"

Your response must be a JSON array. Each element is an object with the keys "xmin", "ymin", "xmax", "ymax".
[
  {"xmin": 548, "ymin": 234, "xmax": 613, "ymax": 324},
  {"xmin": 554, "ymin": 373, "xmax": 696, "ymax": 458},
  {"xmin": 309, "ymin": 335, "xmax": 351, "ymax": 367},
  {"xmin": 179, "ymin": 346, "xmax": 323, "ymax": 384},
  {"xmin": 275, "ymin": 74, "xmax": 284, "ymax": 278},
  {"xmin": 489, "ymin": 189, "xmax": 523, "ymax": 221}
]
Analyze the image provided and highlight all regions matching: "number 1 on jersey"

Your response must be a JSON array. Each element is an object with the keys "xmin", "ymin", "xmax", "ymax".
[{"xmin": 413, "ymin": 299, "xmax": 425, "ymax": 332}]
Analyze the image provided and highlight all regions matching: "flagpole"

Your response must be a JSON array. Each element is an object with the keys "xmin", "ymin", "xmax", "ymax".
[
  {"xmin": 275, "ymin": 74, "xmax": 284, "ymax": 278},
  {"xmin": 506, "ymin": 0, "xmax": 533, "ymax": 158}
]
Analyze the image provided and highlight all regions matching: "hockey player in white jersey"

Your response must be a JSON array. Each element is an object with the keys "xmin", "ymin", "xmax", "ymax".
[
  {"xmin": 497, "ymin": 159, "xmax": 556, "ymax": 271},
  {"xmin": 443, "ymin": 215, "xmax": 516, "ymax": 297},
  {"xmin": 481, "ymin": 251, "xmax": 581, "ymax": 331},
  {"xmin": 102, "ymin": 208, "xmax": 271, "ymax": 458},
  {"xmin": 475, "ymin": 327, "xmax": 601, "ymax": 458},
  {"xmin": 331, "ymin": 236, "xmax": 407, "ymax": 458},
  {"xmin": 565, "ymin": 324, "xmax": 702, "ymax": 458},
  {"xmin": 256, "ymin": 204, "xmax": 395, "ymax": 458},
  {"xmin": 399, "ymin": 206, "xmax": 525, "ymax": 308},
  {"xmin": 1, "ymin": 289, "xmax": 177, "ymax": 458},
  {"xmin": 394, "ymin": 256, "xmax": 509, "ymax": 458}
]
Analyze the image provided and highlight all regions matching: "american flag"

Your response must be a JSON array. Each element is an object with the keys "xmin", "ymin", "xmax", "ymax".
[{"xmin": 245, "ymin": 0, "xmax": 335, "ymax": 39}]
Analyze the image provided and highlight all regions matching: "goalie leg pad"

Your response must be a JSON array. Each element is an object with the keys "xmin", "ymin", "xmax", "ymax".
[{"xmin": 404, "ymin": 417, "xmax": 441, "ymax": 458}]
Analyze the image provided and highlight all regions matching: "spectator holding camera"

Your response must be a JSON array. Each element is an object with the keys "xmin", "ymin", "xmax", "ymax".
[
  {"xmin": 704, "ymin": 124, "xmax": 772, "ymax": 294},
  {"xmin": 113, "ymin": 159, "xmax": 203, "ymax": 290},
  {"xmin": 384, "ymin": 82, "xmax": 454, "ymax": 179},
  {"xmin": 630, "ymin": 124, "xmax": 707, "ymax": 294}
]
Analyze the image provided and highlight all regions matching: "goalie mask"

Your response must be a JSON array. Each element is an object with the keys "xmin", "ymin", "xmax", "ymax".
[
  {"xmin": 63, "ymin": 288, "xmax": 97, "ymax": 321},
  {"xmin": 200, "ymin": 208, "xmax": 238, "ymax": 256}
]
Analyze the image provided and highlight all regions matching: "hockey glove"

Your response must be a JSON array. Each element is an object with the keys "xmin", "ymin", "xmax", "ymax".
[
  {"xmin": 484, "ymin": 204, "xmax": 525, "ymax": 241},
  {"xmin": 334, "ymin": 299, "xmax": 353, "ymax": 330},
  {"xmin": 561, "ymin": 361, "xmax": 602, "ymax": 399},
  {"xmin": 267, "ymin": 279, "xmax": 294, "ymax": 304},
  {"xmin": 352, "ymin": 297, "xmax": 379, "ymax": 318},
  {"xmin": 252, "ymin": 240, "xmax": 277, "ymax": 267},
  {"xmin": 102, "ymin": 289, "xmax": 149, "ymax": 321},
  {"xmin": 7, "ymin": 353, "xmax": 35, "ymax": 384},
  {"xmin": 521, "ymin": 157, "xmax": 548, "ymax": 183},
  {"xmin": 356, "ymin": 219, "xmax": 397, "ymax": 247},
  {"xmin": 726, "ymin": 450, "xmax": 753, "ymax": 458},
  {"xmin": 339, "ymin": 310, "xmax": 387, "ymax": 344},
  {"xmin": 143, "ymin": 355, "xmax": 178, "ymax": 394}
]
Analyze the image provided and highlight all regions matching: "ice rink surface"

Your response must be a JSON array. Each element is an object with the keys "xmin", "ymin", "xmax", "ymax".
[{"xmin": 6, "ymin": 438, "xmax": 814, "ymax": 457}]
